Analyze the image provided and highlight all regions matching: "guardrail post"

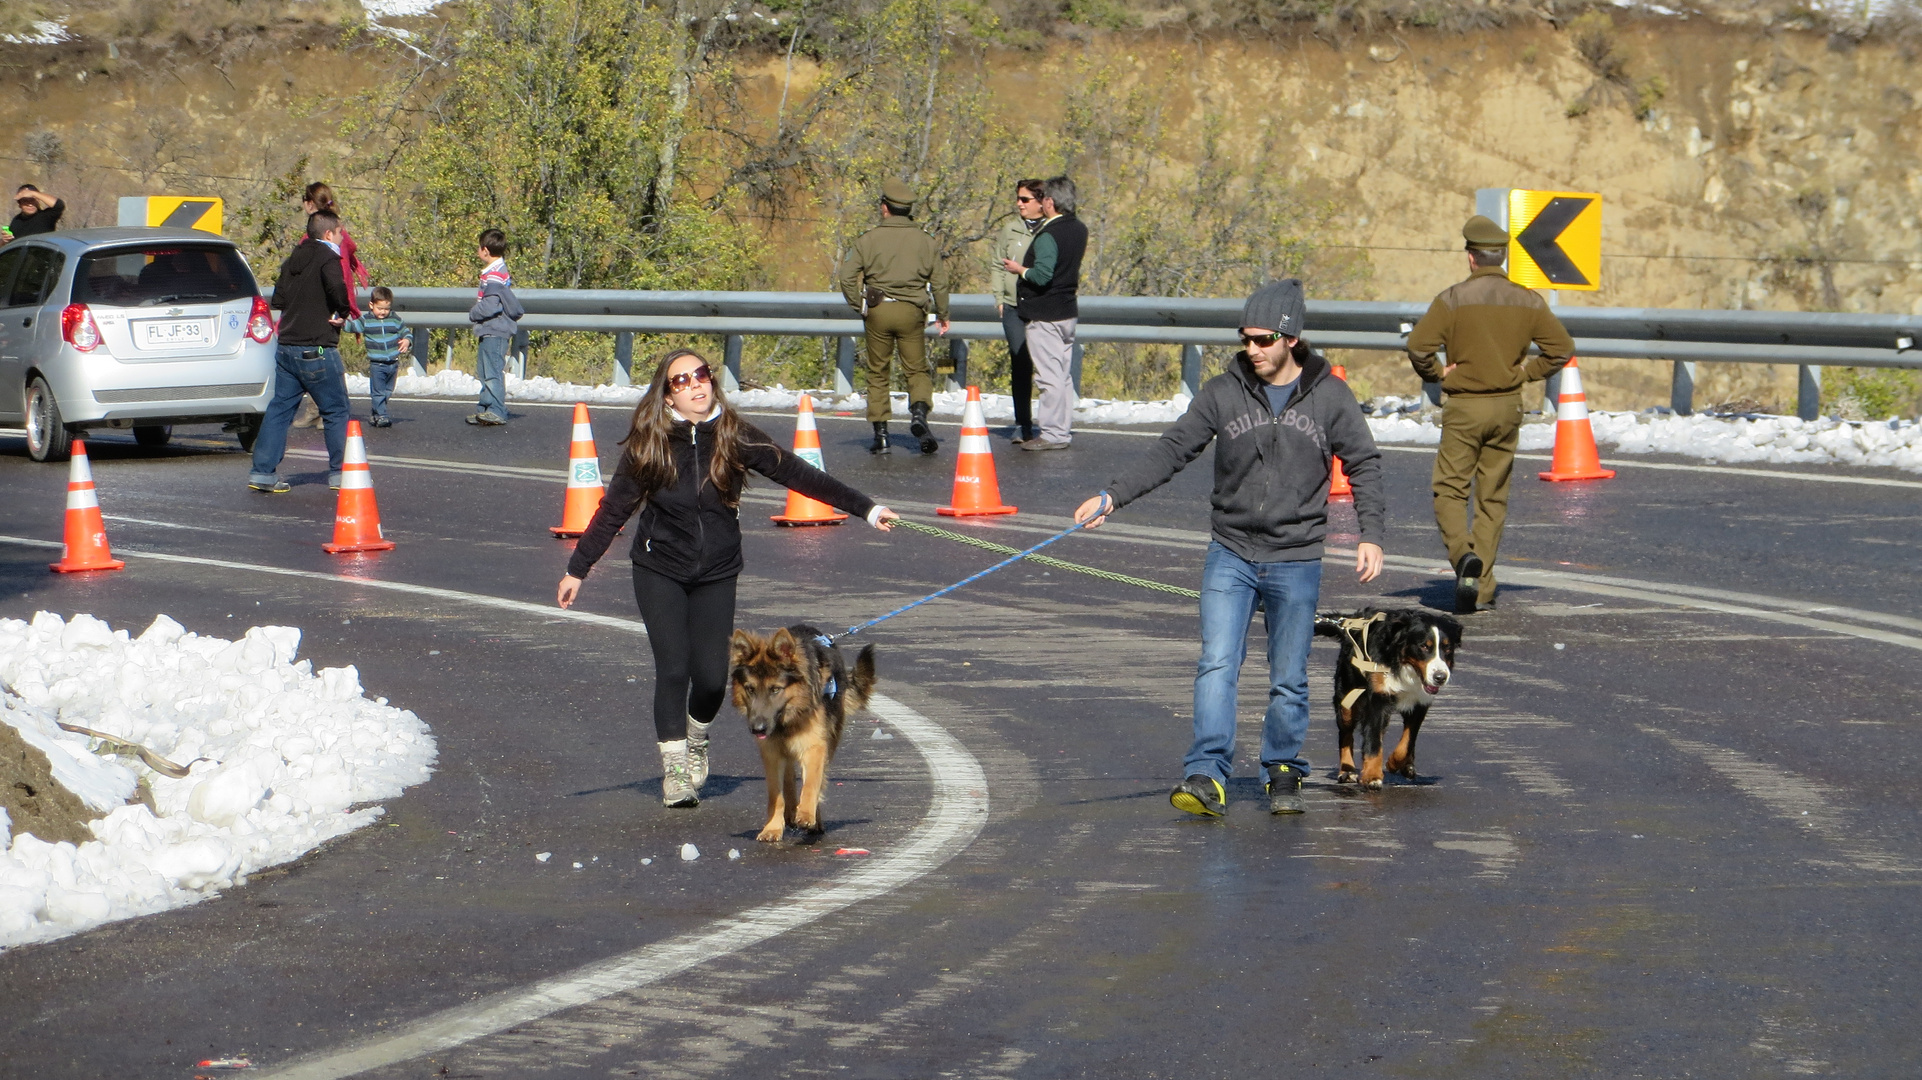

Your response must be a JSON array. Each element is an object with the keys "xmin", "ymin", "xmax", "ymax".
[
  {"xmin": 408, "ymin": 329, "xmax": 428, "ymax": 378},
  {"xmin": 612, "ymin": 332, "xmax": 633, "ymax": 386},
  {"xmin": 1071, "ymin": 342, "xmax": 1084, "ymax": 400},
  {"xmin": 511, "ymin": 328, "xmax": 530, "ymax": 379},
  {"xmin": 723, "ymin": 334, "xmax": 743, "ymax": 393},
  {"xmin": 1180, "ymin": 344, "xmax": 1202, "ymax": 399},
  {"xmin": 1670, "ymin": 360, "xmax": 1696, "ymax": 416},
  {"xmin": 1541, "ymin": 369, "xmax": 1563, "ymax": 415},
  {"xmin": 1798, "ymin": 364, "xmax": 1822, "ymax": 421},
  {"xmin": 835, "ymin": 336, "xmax": 856, "ymax": 396},
  {"xmin": 948, "ymin": 337, "xmax": 969, "ymax": 393}
]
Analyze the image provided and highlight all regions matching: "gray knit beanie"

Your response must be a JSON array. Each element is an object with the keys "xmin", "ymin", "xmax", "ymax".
[{"xmin": 1241, "ymin": 278, "xmax": 1306, "ymax": 338}]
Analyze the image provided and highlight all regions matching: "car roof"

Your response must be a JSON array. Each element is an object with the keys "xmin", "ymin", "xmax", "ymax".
[{"xmin": 11, "ymin": 227, "xmax": 241, "ymax": 253}]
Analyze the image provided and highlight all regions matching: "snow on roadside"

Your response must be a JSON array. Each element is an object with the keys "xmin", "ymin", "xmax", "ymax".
[
  {"xmin": 354, "ymin": 369, "xmax": 1921, "ymax": 473},
  {"xmin": 0, "ymin": 613, "xmax": 435, "ymax": 949}
]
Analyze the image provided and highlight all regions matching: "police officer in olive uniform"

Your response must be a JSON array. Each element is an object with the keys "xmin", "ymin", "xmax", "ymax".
[
  {"xmin": 837, "ymin": 179, "xmax": 951, "ymax": 455},
  {"xmin": 1407, "ymin": 215, "xmax": 1575, "ymax": 614}
]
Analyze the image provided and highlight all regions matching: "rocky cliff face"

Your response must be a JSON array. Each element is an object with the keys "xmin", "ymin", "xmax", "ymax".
[{"xmin": 5, "ymin": 12, "xmax": 1918, "ymax": 411}]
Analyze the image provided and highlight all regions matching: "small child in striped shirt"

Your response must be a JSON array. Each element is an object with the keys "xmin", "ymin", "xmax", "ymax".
[{"xmin": 346, "ymin": 286, "xmax": 413, "ymax": 427}]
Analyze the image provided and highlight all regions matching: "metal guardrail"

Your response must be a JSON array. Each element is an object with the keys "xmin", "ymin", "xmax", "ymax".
[{"xmin": 376, "ymin": 289, "xmax": 1922, "ymax": 421}]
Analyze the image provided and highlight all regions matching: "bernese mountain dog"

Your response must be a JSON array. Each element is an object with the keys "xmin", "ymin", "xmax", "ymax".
[{"xmin": 1314, "ymin": 607, "xmax": 1463, "ymax": 790}]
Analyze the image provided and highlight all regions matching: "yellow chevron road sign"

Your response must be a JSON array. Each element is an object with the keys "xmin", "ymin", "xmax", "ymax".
[
  {"xmin": 1506, "ymin": 189, "xmax": 1601, "ymax": 290},
  {"xmin": 116, "ymin": 196, "xmax": 224, "ymax": 235}
]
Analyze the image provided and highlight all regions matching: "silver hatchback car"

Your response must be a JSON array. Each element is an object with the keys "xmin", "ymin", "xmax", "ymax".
[{"xmin": 0, "ymin": 226, "xmax": 276, "ymax": 462}]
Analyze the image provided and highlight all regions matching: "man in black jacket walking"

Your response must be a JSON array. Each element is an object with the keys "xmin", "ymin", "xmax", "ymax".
[
  {"xmin": 1074, "ymin": 280, "xmax": 1386, "ymax": 816},
  {"xmin": 249, "ymin": 211, "xmax": 352, "ymax": 493},
  {"xmin": 1000, "ymin": 175, "xmax": 1086, "ymax": 450}
]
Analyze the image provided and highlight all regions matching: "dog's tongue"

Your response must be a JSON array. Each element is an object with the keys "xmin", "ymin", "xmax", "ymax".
[
  {"xmin": 1424, "ymin": 681, "xmax": 1441, "ymax": 694},
  {"xmin": 754, "ymin": 732, "xmax": 768, "ymax": 740}
]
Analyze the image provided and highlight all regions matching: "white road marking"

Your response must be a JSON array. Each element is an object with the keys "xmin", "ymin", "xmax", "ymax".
[
  {"xmin": 91, "ymin": 448, "xmax": 1922, "ymax": 650},
  {"xmin": 0, "ymin": 534, "xmax": 988, "ymax": 1078},
  {"xmin": 102, "ymin": 514, "xmax": 226, "ymax": 533},
  {"xmin": 1643, "ymin": 727, "xmax": 1917, "ymax": 875}
]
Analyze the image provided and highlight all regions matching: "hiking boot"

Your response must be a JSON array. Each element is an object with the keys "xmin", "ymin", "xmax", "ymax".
[
  {"xmin": 369, "ymin": 414, "xmax": 393, "ymax": 428},
  {"xmin": 870, "ymin": 421, "xmax": 891, "ymax": 455},
  {"xmin": 1454, "ymin": 553, "xmax": 1484, "ymax": 615},
  {"xmin": 248, "ymin": 478, "xmax": 291, "ymax": 494},
  {"xmin": 1266, "ymin": 764, "xmax": 1305, "ymax": 815},
  {"xmin": 909, "ymin": 403, "xmax": 939, "ymax": 454},
  {"xmin": 659, "ymin": 740, "xmax": 700, "ymax": 808},
  {"xmin": 1170, "ymin": 774, "xmax": 1226, "ymax": 818},
  {"xmin": 685, "ymin": 718, "xmax": 712, "ymax": 790},
  {"xmin": 328, "ymin": 471, "xmax": 343, "ymax": 490}
]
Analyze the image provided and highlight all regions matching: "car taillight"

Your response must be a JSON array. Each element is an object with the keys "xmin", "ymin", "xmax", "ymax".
[
  {"xmin": 246, "ymin": 295, "xmax": 276, "ymax": 343},
  {"xmin": 61, "ymin": 304, "xmax": 101, "ymax": 352}
]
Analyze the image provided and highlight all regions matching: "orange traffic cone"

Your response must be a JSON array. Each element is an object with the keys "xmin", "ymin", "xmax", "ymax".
[
  {"xmin": 1538, "ymin": 358, "xmax": 1616, "ymax": 482},
  {"xmin": 939, "ymin": 387, "xmax": 1018, "ymax": 517},
  {"xmin": 1328, "ymin": 365, "xmax": 1353, "ymax": 499},
  {"xmin": 322, "ymin": 421, "xmax": 396, "ymax": 553},
  {"xmin": 551, "ymin": 403, "xmax": 606, "ymax": 537},
  {"xmin": 771, "ymin": 394, "xmax": 850, "ymax": 526},
  {"xmin": 50, "ymin": 441, "xmax": 125, "ymax": 573}
]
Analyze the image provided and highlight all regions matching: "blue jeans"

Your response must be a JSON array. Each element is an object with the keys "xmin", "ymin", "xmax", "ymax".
[
  {"xmin": 1187, "ymin": 541, "xmax": 1323, "ymax": 784},
  {"xmin": 251, "ymin": 344, "xmax": 349, "ymax": 483},
  {"xmin": 475, "ymin": 335, "xmax": 510, "ymax": 419},
  {"xmin": 368, "ymin": 360, "xmax": 398, "ymax": 416}
]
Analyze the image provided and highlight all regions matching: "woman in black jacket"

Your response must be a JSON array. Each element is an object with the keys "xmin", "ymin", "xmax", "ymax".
[{"xmin": 557, "ymin": 348, "xmax": 897, "ymax": 809}]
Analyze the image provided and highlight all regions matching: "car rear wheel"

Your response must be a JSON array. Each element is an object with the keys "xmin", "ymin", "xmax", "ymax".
[
  {"xmin": 133, "ymin": 425, "xmax": 173, "ymax": 448},
  {"xmin": 233, "ymin": 416, "xmax": 261, "ymax": 452},
  {"xmin": 25, "ymin": 376, "xmax": 74, "ymax": 463}
]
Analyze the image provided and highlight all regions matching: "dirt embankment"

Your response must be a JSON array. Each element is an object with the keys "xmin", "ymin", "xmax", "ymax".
[{"xmin": 4, "ymin": 14, "xmax": 1918, "ymax": 411}]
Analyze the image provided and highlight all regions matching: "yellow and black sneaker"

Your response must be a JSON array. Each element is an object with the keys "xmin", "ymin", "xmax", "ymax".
[
  {"xmin": 1266, "ymin": 764, "xmax": 1304, "ymax": 815},
  {"xmin": 1170, "ymin": 775, "xmax": 1227, "ymax": 818}
]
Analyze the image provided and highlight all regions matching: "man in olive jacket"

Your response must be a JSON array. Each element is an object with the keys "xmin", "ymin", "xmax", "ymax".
[
  {"xmin": 1074, "ymin": 279, "xmax": 1386, "ymax": 818},
  {"xmin": 837, "ymin": 179, "xmax": 951, "ymax": 455},
  {"xmin": 1407, "ymin": 214, "xmax": 1575, "ymax": 613}
]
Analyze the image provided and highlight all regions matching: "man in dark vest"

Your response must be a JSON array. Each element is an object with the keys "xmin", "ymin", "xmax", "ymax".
[{"xmin": 1000, "ymin": 175, "xmax": 1087, "ymax": 450}]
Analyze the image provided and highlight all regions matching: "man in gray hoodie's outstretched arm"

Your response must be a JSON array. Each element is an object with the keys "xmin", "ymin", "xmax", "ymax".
[{"xmin": 1074, "ymin": 279, "xmax": 1386, "ymax": 817}]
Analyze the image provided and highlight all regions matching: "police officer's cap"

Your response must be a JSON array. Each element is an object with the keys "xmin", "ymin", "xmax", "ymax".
[
  {"xmin": 881, "ymin": 179, "xmax": 916, "ymax": 209},
  {"xmin": 1463, "ymin": 215, "xmax": 1509, "ymax": 250}
]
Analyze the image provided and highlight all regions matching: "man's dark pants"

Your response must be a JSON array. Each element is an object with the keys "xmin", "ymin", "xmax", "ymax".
[
  {"xmin": 251, "ymin": 344, "xmax": 349, "ymax": 484},
  {"xmin": 1000, "ymin": 307, "xmax": 1033, "ymax": 436}
]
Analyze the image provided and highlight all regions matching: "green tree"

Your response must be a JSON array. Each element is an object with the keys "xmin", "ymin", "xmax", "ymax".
[{"xmin": 349, "ymin": 0, "xmax": 757, "ymax": 292}]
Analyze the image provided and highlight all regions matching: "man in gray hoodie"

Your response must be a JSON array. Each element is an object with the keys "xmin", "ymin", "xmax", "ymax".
[{"xmin": 1074, "ymin": 279, "xmax": 1386, "ymax": 816}]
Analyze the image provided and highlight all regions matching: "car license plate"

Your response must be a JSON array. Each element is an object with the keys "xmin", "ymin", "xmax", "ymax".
[{"xmin": 137, "ymin": 319, "xmax": 214, "ymax": 348}]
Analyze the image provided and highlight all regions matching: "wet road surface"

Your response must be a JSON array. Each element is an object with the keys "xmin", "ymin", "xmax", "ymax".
[{"xmin": 2, "ymin": 396, "xmax": 1920, "ymax": 1078}]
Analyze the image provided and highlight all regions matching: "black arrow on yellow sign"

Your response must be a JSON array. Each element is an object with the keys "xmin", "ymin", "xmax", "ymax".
[
  {"xmin": 1514, "ymin": 196, "xmax": 1595, "ymax": 287},
  {"xmin": 158, "ymin": 200, "xmax": 219, "ymax": 230}
]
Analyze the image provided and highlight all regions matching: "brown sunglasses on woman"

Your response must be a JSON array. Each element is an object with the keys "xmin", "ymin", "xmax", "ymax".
[{"xmin": 667, "ymin": 364, "xmax": 713, "ymax": 392}]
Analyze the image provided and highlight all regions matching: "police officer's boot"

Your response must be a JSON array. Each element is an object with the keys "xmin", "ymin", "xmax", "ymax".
[
  {"xmin": 908, "ymin": 402, "xmax": 939, "ymax": 455},
  {"xmin": 870, "ymin": 421, "xmax": 891, "ymax": 455}
]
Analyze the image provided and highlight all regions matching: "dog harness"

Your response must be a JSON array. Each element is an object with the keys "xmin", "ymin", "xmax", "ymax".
[
  {"xmin": 813, "ymin": 634, "xmax": 840, "ymax": 701},
  {"xmin": 1334, "ymin": 612, "xmax": 1389, "ymax": 710}
]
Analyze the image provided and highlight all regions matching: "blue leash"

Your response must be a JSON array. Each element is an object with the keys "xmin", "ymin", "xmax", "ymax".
[{"xmin": 832, "ymin": 516, "xmax": 1094, "ymax": 642}]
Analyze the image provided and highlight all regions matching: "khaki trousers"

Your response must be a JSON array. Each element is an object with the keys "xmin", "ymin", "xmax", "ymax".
[
  {"xmin": 863, "ymin": 301, "xmax": 931, "ymax": 423},
  {"xmin": 1431, "ymin": 393, "xmax": 1523, "ymax": 605}
]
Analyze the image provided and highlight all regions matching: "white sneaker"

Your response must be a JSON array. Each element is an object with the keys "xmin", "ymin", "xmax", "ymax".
[
  {"xmin": 685, "ymin": 718, "xmax": 712, "ymax": 789},
  {"xmin": 659, "ymin": 740, "xmax": 699, "ymax": 808}
]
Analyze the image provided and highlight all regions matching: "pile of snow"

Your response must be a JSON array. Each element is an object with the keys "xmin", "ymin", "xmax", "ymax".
[
  {"xmin": 0, "ymin": 613, "xmax": 436, "ymax": 949},
  {"xmin": 1361, "ymin": 408, "xmax": 1922, "ymax": 472}
]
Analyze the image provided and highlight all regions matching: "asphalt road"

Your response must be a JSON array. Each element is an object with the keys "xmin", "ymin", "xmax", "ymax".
[{"xmin": 2, "ymin": 396, "xmax": 1920, "ymax": 1078}]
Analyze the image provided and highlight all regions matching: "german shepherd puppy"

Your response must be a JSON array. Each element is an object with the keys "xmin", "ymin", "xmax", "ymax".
[
  {"xmin": 728, "ymin": 625, "xmax": 876, "ymax": 843},
  {"xmin": 1315, "ymin": 608, "xmax": 1462, "ymax": 790}
]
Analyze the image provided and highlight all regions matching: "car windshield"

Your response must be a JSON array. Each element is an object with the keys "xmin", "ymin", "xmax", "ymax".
[{"xmin": 73, "ymin": 244, "xmax": 256, "ymax": 308}]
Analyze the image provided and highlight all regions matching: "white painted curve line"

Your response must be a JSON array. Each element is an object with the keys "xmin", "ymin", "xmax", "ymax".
[
  {"xmin": 257, "ymin": 695, "xmax": 984, "ymax": 1080},
  {"xmin": 0, "ymin": 534, "xmax": 988, "ymax": 1078},
  {"xmin": 0, "ymin": 535, "xmax": 645, "ymax": 636}
]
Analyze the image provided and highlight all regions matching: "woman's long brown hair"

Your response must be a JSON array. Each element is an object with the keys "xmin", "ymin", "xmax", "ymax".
[{"xmin": 621, "ymin": 348, "xmax": 762, "ymax": 505}]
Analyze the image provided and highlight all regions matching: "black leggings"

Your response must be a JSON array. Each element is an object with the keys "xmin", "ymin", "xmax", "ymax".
[{"xmin": 632, "ymin": 566, "xmax": 737, "ymax": 742}]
